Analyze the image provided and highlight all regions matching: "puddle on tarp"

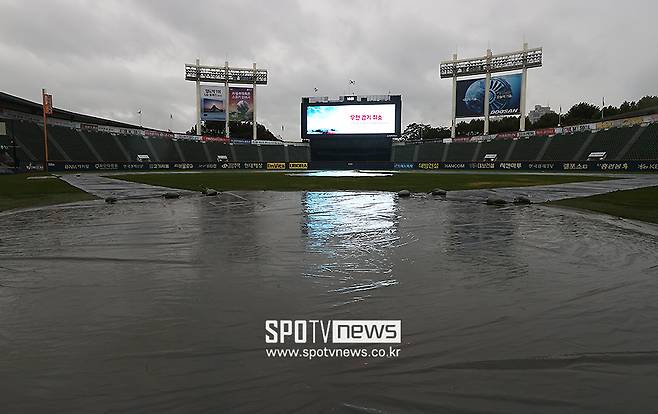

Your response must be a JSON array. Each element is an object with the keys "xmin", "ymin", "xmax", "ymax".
[{"xmin": 1, "ymin": 191, "xmax": 658, "ymax": 413}]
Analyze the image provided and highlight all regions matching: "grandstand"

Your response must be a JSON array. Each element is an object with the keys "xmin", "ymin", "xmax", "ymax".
[
  {"xmin": 416, "ymin": 142, "xmax": 446, "ymax": 162},
  {"xmin": 475, "ymin": 139, "xmax": 513, "ymax": 161},
  {"xmin": 444, "ymin": 142, "xmax": 478, "ymax": 162},
  {"xmin": 540, "ymin": 131, "xmax": 591, "ymax": 161},
  {"xmin": 1, "ymin": 90, "xmax": 657, "ymax": 170},
  {"xmin": 579, "ymin": 126, "xmax": 640, "ymax": 160},
  {"xmin": 0, "ymin": 92, "xmax": 310, "ymax": 168},
  {"xmin": 507, "ymin": 136, "xmax": 548, "ymax": 161},
  {"xmin": 622, "ymin": 123, "xmax": 658, "ymax": 160}
]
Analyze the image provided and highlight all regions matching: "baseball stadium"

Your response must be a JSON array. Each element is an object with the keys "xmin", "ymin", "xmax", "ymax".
[{"xmin": 1, "ymin": 2, "xmax": 658, "ymax": 413}]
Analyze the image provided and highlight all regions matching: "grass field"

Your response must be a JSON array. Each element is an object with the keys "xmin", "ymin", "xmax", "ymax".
[
  {"xmin": 111, "ymin": 171, "xmax": 613, "ymax": 193},
  {"xmin": 550, "ymin": 186, "xmax": 658, "ymax": 224},
  {"xmin": 0, "ymin": 174, "xmax": 96, "ymax": 212}
]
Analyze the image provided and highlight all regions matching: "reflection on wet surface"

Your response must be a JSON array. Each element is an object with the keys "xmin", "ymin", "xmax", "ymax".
[{"xmin": 1, "ymin": 191, "xmax": 658, "ymax": 413}]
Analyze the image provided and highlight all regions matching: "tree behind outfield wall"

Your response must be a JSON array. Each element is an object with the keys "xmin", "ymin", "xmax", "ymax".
[
  {"xmin": 562, "ymin": 102, "xmax": 601, "ymax": 126},
  {"xmin": 187, "ymin": 121, "xmax": 280, "ymax": 141},
  {"xmin": 393, "ymin": 96, "xmax": 657, "ymax": 140},
  {"xmin": 402, "ymin": 123, "xmax": 450, "ymax": 141},
  {"xmin": 531, "ymin": 112, "xmax": 560, "ymax": 129}
]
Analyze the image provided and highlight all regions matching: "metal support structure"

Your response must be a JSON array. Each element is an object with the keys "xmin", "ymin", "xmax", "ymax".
[
  {"xmin": 224, "ymin": 60, "xmax": 229, "ymax": 138},
  {"xmin": 450, "ymin": 53, "xmax": 457, "ymax": 138},
  {"xmin": 483, "ymin": 49, "xmax": 492, "ymax": 135},
  {"xmin": 252, "ymin": 62, "xmax": 257, "ymax": 141},
  {"xmin": 184, "ymin": 60, "xmax": 268, "ymax": 139},
  {"xmin": 42, "ymin": 88, "xmax": 49, "ymax": 172},
  {"xmin": 440, "ymin": 43, "xmax": 542, "ymax": 135},
  {"xmin": 195, "ymin": 58, "xmax": 202, "ymax": 136},
  {"xmin": 519, "ymin": 42, "xmax": 528, "ymax": 132}
]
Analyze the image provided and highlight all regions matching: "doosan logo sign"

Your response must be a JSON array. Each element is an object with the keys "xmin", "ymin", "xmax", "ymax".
[{"xmin": 265, "ymin": 320, "xmax": 401, "ymax": 344}]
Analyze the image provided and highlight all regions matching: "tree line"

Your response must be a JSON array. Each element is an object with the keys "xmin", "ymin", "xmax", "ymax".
[
  {"xmin": 187, "ymin": 120, "xmax": 280, "ymax": 141},
  {"xmin": 402, "ymin": 95, "xmax": 658, "ymax": 141}
]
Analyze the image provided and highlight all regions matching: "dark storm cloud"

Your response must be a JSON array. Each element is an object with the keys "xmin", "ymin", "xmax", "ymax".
[{"xmin": 1, "ymin": 0, "xmax": 656, "ymax": 139}]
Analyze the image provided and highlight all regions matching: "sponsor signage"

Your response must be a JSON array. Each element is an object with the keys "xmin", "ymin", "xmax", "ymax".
[
  {"xmin": 535, "ymin": 128, "xmax": 556, "ymax": 136},
  {"xmin": 42, "ymin": 92, "xmax": 53, "ymax": 115},
  {"xmin": 267, "ymin": 162, "xmax": 286, "ymax": 170},
  {"xmin": 228, "ymin": 87, "xmax": 254, "ymax": 122},
  {"xmin": 80, "ymin": 123, "xmax": 98, "ymax": 131},
  {"xmin": 38, "ymin": 159, "xmax": 658, "ymax": 173},
  {"xmin": 201, "ymin": 84, "xmax": 226, "ymax": 121},
  {"xmin": 174, "ymin": 134, "xmax": 201, "ymax": 141},
  {"xmin": 201, "ymin": 135, "xmax": 230, "ymax": 143},
  {"xmin": 495, "ymin": 132, "xmax": 518, "ymax": 140},
  {"xmin": 456, "ymin": 73, "xmax": 522, "ymax": 118},
  {"xmin": 253, "ymin": 140, "xmax": 282, "ymax": 145},
  {"xmin": 230, "ymin": 138, "xmax": 252, "ymax": 145}
]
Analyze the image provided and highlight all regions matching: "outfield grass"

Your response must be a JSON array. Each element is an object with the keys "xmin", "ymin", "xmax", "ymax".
[
  {"xmin": 111, "ymin": 171, "xmax": 613, "ymax": 193},
  {"xmin": 550, "ymin": 186, "xmax": 658, "ymax": 224},
  {"xmin": 0, "ymin": 174, "xmax": 96, "ymax": 212}
]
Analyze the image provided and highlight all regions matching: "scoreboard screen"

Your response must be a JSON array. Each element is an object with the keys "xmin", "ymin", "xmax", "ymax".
[{"xmin": 301, "ymin": 96, "xmax": 401, "ymax": 139}]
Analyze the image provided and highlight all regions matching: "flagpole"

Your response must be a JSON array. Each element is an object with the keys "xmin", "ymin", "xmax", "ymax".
[{"xmin": 42, "ymin": 89, "xmax": 49, "ymax": 173}]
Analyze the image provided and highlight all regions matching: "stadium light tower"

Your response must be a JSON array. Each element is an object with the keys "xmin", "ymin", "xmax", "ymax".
[
  {"xmin": 185, "ymin": 60, "xmax": 268, "ymax": 139},
  {"xmin": 440, "ymin": 43, "xmax": 542, "ymax": 136}
]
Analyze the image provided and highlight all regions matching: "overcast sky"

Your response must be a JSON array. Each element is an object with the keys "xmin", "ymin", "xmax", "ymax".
[{"xmin": 1, "ymin": 0, "xmax": 656, "ymax": 140}]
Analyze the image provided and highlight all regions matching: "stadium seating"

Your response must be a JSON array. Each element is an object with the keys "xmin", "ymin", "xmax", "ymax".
[
  {"xmin": 145, "ymin": 137, "xmax": 176, "ymax": 161},
  {"xmin": 416, "ymin": 142, "xmax": 446, "ymax": 161},
  {"xmin": 233, "ymin": 144, "xmax": 260, "ymax": 162},
  {"xmin": 204, "ymin": 141, "xmax": 231, "ymax": 162},
  {"xmin": 541, "ymin": 131, "xmax": 591, "ymax": 161},
  {"xmin": 507, "ymin": 136, "xmax": 548, "ymax": 161},
  {"xmin": 578, "ymin": 126, "xmax": 639, "ymax": 160},
  {"xmin": 175, "ymin": 140, "xmax": 205, "ymax": 162},
  {"xmin": 623, "ymin": 123, "xmax": 658, "ymax": 160},
  {"xmin": 49, "ymin": 125, "xmax": 95, "ymax": 161},
  {"xmin": 5, "ymin": 115, "xmax": 658, "ymax": 167},
  {"xmin": 84, "ymin": 131, "xmax": 127, "ymax": 161},
  {"xmin": 393, "ymin": 144, "xmax": 416, "ymax": 162},
  {"xmin": 475, "ymin": 139, "xmax": 513, "ymax": 161},
  {"xmin": 119, "ymin": 134, "xmax": 151, "ymax": 161},
  {"xmin": 287, "ymin": 145, "xmax": 309, "ymax": 162},
  {"xmin": 444, "ymin": 142, "xmax": 478, "ymax": 161},
  {"xmin": 14, "ymin": 120, "xmax": 44, "ymax": 161},
  {"xmin": 260, "ymin": 145, "xmax": 286, "ymax": 162}
]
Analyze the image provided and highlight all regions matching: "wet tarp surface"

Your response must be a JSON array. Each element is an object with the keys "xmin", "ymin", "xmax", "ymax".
[{"xmin": 1, "ymin": 177, "xmax": 658, "ymax": 413}]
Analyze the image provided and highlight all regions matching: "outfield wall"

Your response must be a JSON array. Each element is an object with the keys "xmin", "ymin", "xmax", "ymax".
[{"xmin": 38, "ymin": 160, "xmax": 658, "ymax": 172}]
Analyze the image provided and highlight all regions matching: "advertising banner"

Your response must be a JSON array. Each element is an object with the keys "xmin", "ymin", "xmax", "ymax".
[
  {"xmin": 456, "ymin": 73, "xmax": 522, "ymax": 118},
  {"xmin": 306, "ymin": 104, "xmax": 396, "ymax": 135},
  {"xmin": 43, "ymin": 160, "xmax": 658, "ymax": 173},
  {"xmin": 42, "ymin": 92, "xmax": 53, "ymax": 115},
  {"xmin": 201, "ymin": 135, "xmax": 229, "ymax": 143},
  {"xmin": 252, "ymin": 140, "xmax": 282, "ymax": 145},
  {"xmin": 201, "ymin": 85, "xmax": 226, "ymax": 121},
  {"xmin": 535, "ymin": 128, "xmax": 556, "ymax": 136},
  {"xmin": 229, "ymin": 87, "xmax": 254, "ymax": 121},
  {"xmin": 174, "ymin": 133, "xmax": 201, "ymax": 141}
]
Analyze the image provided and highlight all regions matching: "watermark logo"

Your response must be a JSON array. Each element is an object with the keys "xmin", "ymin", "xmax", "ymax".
[{"xmin": 265, "ymin": 320, "xmax": 401, "ymax": 359}]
